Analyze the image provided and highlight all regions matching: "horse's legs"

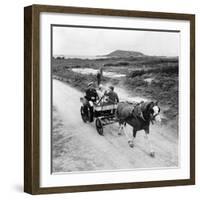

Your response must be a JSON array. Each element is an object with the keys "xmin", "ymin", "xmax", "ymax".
[
  {"xmin": 133, "ymin": 128, "xmax": 137, "ymax": 138},
  {"xmin": 118, "ymin": 123, "xmax": 123, "ymax": 135},
  {"xmin": 122, "ymin": 124, "xmax": 134, "ymax": 148},
  {"xmin": 118, "ymin": 122, "xmax": 134, "ymax": 148},
  {"xmin": 144, "ymin": 129, "xmax": 155, "ymax": 157}
]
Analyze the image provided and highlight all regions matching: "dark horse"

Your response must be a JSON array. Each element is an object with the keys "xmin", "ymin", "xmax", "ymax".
[{"xmin": 116, "ymin": 101, "xmax": 161, "ymax": 157}]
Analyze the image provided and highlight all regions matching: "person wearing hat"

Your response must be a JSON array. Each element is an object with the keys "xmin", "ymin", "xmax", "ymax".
[
  {"xmin": 85, "ymin": 82, "xmax": 98, "ymax": 103},
  {"xmin": 84, "ymin": 82, "xmax": 98, "ymax": 122}
]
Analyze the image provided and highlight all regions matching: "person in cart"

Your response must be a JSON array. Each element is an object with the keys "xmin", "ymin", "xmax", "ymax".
[
  {"xmin": 105, "ymin": 86, "xmax": 119, "ymax": 104},
  {"xmin": 85, "ymin": 82, "xmax": 98, "ymax": 103},
  {"xmin": 104, "ymin": 86, "xmax": 119, "ymax": 114},
  {"xmin": 96, "ymin": 84, "xmax": 106, "ymax": 102},
  {"xmin": 84, "ymin": 82, "xmax": 99, "ymax": 122}
]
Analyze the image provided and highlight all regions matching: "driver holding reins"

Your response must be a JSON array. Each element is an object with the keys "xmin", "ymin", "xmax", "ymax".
[
  {"xmin": 84, "ymin": 82, "xmax": 99, "ymax": 122},
  {"xmin": 85, "ymin": 82, "xmax": 98, "ymax": 103}
]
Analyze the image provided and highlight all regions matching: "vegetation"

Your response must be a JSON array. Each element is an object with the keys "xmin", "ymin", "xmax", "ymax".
[
  {"xmin": 53, "ymin": 67, "xmax": 109, "ymax": 92},
  {"xmin": 128, "ymin": 64, "xmax": 178, "ymax": 78},
  {"xmin": 104, "ymin": 62, "xmax": 130, "ymax": 67},
  {"xmin": 52, "ymin": 54, "xmax": 179, "ymax": 127},
  {"xmin": 124, "ymin": 72, "xmax": 178, "ymax": 121}
]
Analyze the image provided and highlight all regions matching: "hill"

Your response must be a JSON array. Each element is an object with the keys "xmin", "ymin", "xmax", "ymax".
[{"xmin": 105, "ymin": 50, "xmax": 145, "ymax": 57}]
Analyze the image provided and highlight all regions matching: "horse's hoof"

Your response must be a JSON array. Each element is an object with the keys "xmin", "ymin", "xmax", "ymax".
[
  {"xmin": 150, "ymin": 152, "xmax": 155, "ymax": 157},
  {"xmin": 128, "ymin": 141, "xmax": 134, "ymax": 148}
]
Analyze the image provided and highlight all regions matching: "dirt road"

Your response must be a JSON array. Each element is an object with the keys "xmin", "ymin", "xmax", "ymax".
[{"xmin": 52, "ymin": 79, "xmax": 178, "ymax": 173}]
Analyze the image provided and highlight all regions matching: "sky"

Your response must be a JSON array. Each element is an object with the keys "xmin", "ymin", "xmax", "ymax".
[{"xmin": 52, "ymin": 26, "xmax": 179, "ymax": 57}]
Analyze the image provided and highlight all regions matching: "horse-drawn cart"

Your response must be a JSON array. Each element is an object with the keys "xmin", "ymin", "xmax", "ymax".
[
  {"xmin": 80, "ymin": 94, "xmax": 161, "ymax": 157},
  {"xmin": 80, "ymin": 97, "xmax": 118, "ymax": 135}
]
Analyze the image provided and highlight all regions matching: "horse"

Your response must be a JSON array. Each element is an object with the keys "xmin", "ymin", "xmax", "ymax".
[{"xmin": 116, "ymin": 101, "xmax": 161, "ymax": 157}]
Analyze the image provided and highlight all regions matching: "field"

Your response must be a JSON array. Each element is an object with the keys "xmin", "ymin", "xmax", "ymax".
[{"xmin": 52, "ymin": 55, "xmax": 178, "ymax": 129}]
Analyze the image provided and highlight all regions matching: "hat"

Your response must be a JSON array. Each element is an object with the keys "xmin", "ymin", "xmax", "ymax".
[{"xmin": 88, "ymin": 82, "xmax": 94, "ymax": 87}]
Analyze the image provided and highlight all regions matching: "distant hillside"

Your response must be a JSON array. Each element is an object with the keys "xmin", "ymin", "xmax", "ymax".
[{"xmin": 105, "ymin": 50, "xmax": 145, "ymax": 57}]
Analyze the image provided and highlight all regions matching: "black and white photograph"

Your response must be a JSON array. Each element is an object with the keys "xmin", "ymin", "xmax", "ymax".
[{"xmin": 51, "ymin": 25, "xmax": 179, "ymax": 173}]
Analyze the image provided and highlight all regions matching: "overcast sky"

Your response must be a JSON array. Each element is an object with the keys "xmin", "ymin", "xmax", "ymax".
[{"xmin": 52, "ymin": 26, "xmax": 179, "ymax": 57}]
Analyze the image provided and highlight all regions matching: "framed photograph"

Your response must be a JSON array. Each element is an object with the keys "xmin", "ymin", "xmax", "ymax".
[{"xmin": 24, "ymin": 4, "xmax": 195, "ymax": 194}]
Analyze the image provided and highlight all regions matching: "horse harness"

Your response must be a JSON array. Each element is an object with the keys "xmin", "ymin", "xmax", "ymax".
[
  {"xmin": 131, "ymin": 102, "xmax": 159, "ymax": 124},
  {"xmin": 131, "ymin": 102, "xmax": 146, "ymax": 122}
]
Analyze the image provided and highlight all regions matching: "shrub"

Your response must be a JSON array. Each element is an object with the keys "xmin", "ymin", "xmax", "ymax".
[
  {"xmin": 128, "ymin": 65, "xmax": 178, "ymax": 78},
  {"xmin": 104, "ymin": 62, "xmax": 130, "ymax": 67}
]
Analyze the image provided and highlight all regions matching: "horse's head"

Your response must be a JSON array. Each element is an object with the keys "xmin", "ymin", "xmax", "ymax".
[{"xmin": 146, "ymin": 101, "xmax": 161, "ymax": 123}]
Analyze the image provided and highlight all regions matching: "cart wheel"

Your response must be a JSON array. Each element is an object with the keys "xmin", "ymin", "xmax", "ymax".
[
  {"xmin": 80, "ymin": 106, "xmax": 88, "ymax": 123},
  {"xmin": 95, "ymin": 118, "xmax": 103, "ymax": 135}
]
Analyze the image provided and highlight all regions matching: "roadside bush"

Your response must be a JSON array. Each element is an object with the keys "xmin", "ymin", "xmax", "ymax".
[
  {"xmin": 104, "ymin": 61, "xmax": 130, "ymax": 67},
  {"xmin": 128, "ymin": 65, "xmax": 178, "ymax": 78},
  {"xmin": 56, "ymin": 56, "xmax": 65, "ymax": 59},
  {"xmin": 124, "ymin": 76, "xmax": 148, "ymax": 89}
]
